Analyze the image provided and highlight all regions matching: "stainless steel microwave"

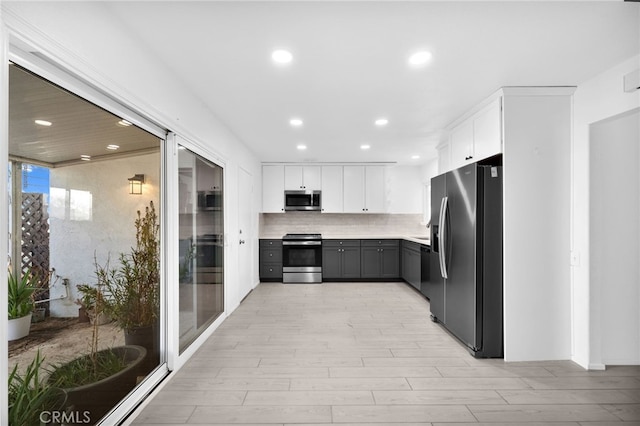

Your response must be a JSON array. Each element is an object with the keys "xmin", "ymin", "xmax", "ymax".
[
  {"xmin": 284, "ymin": 190, "xmax": 321, "ymax": 211},
  {"xmin": 197, "ymin": 190, "xmax": 222, "ymax": 210}
]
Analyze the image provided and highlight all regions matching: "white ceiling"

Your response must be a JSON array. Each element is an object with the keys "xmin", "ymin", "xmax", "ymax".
[
  {"xmin": 9, "ymin": 65, "xmax": 161, "ymax": 166},
  {"xmin": 102, "ymin": 2, "xmax": 638, "ymax": 165}
]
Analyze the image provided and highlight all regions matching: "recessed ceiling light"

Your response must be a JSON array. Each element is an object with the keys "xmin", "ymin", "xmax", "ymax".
[
  {"xmin": 411, "ymin": 155, "xmax": 421, "ymax": 160},
  {"xmin": 106, "ymin": 144, "xmax": 120, "ymax": 150},
  {"xmin": 35, "ymin": 119, "xmax": 52, "ymax": 127},
  {"xmin": 360, "ymin": 144, "xmax": 371, "ymax": 150},
  {"xmin": 117, "ymin": 119, "xmax": 132, "ymax": 127},
  {"xmin": 290, "ymin": 118, "xmax": 303, "ymax": 127},
  {"xmin": 80, "ymin": 155, "xmax": 91, "ymax": 161},
  {"xmin": 272, "ymin": 49, "xmax": 293, "ymax": 64},
  {"xmin": 297, "ymin": 144, "xmax": 307, "ymax": 150},
  {"xmin": 408, "ymin": 50, "xmax": 432, "ymax": 67},
  {"xmin": 375, "ymin": 118, "xmax": 388, "ymax": 126}
]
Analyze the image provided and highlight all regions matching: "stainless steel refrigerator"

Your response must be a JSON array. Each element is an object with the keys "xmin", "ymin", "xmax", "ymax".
[{"xmin": 429, "ymin": 159, "xmax": 503, "ymax": 358}]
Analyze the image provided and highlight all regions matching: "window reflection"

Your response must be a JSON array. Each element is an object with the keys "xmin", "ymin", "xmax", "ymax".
[
  {"xmin": 50, "ymin": 187, "xmax": 93, "ymax": 221},
  {"xmin": 178, "ymin": 147, "xmax": 224, "ymax": 353},
  {"xmin": 70, "ymin": 189, "xmax": 92, "ymax": 221},
  {"xmin": 49, "ymin": 187, "xmax": 67, "ymax": 220}
]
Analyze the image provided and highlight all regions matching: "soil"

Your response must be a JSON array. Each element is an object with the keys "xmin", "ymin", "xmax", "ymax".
[{"xmin": 8, "ymin": 316, "xmax": 125, "ymax": 375}]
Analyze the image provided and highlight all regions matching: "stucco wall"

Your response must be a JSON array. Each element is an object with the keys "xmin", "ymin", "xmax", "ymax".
[{"xmin": 49, "ymin": 153, "xmax": 160, "ymax": 317}]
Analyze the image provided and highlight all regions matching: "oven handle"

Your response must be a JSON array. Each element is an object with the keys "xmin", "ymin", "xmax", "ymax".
[{"xmin": 282, "ymin": 241, "xmax": 322, "ymax": 246}]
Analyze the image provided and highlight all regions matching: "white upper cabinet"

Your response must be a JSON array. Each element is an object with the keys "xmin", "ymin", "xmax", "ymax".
[
  {"xmin": 262, "ymin": 165, "xmax": 285, "ymax": 213},
  {"xmin": 284, "ymin": 165, "xmax": 321, "ymax": 190},
  {"xmin": 445, "ymin": 95, "xmax": 503, "ymax": 172},
  {"xmin": 450, "ymin": 120, "xmax": 474, "ymax": 170},
  {"xmin": 343, "ymin": 165, "xmax": 386, "ymax": 213},
  {"xmin": 472, "ymin": 97, "xmax": 502, "ymax": 161},
  {"xmin": 437, "ymin": 142, "xmax": 451, "ymax": 175},
  {"xmin": 364, "ymin": 166, "xmax": 385, "ymax": 213},
  {"xmin": 343, "ymin": 166, "xmax": 365, "ymax": 213},
  {"xmin": 321, "ymin": 165, "xmax": 343, "ymax": 213}
]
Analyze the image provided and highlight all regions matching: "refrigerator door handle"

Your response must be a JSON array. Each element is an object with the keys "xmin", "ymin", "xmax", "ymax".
[{"xmin": 439, "ymin": 196, "xmax": 449, "ymax": 279}]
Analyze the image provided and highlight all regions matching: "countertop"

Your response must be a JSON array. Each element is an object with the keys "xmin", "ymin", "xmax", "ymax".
[{"xmin": 260, "ymin": 234, "xmax": 430, "ymax": 246}]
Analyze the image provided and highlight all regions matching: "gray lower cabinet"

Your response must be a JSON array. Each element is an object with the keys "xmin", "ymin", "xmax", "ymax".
[
  {"xmin": 401, "ymin": 240, "xmax": 421, "ymax": 290},
  {"xmin": 259, "ymin": 239, "xmax": 282, "ymax": 281},
  {"xmin": 322, "ymin": 240, "xmax": 361, "ymax": 280},
  {"xmin": 420, "ymin": 245, "xmax": 431, "ymax": 298},
  {"xmin": 360, "ymin": 239, "xmax": 400, "ymax": 279}
]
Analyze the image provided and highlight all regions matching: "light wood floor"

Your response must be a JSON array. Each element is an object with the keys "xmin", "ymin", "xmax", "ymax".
[{"xmin": 132, "ymin": 282, "xmax": 640, "ymax": 425}]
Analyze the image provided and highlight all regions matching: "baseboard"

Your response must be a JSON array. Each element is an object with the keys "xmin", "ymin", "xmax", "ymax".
[{"xmin": 588, "ymin": 363, "xmax": 606, "ymax": 371}]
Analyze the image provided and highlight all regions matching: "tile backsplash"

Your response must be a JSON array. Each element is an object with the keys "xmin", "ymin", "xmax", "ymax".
[{"xmin": 260, "ymin": 212, "xmax": 428, "ymax": 238}]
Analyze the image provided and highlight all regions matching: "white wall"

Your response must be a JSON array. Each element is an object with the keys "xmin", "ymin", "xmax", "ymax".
[
  {"xmin": 590, "ymin": 109, "xmax": 639, "ymax": 366},
  {"xmin": 49, "ymin": 153, "xmax": 160, "ymax": 317},
  {"xmin": 420, "ymin": 159, "xmax": 438, "ymax": 224},
  {"xmin": 421, "ymin": 159, "xmax": 439, "ymax": 184},
  {"xmin": 572, "ymin": 55, "xmax": 640, "ymax": 369},
  {"xmin": 503, "ymin": 89, "xmax": 574, "ymax": 362},
  {"xmin": 386, "ymin": 165, "xmax": 423, "ymax": 214}
]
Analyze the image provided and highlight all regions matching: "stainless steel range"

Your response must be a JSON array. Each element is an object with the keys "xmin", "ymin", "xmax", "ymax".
[{"xmin": 282, "ymin": 233, "xmax": 322, "ymax": 283}]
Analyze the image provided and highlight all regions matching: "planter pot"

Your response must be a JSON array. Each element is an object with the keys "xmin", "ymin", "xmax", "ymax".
[
  {"xmin": 50, "ymin": 345, "xmax": 147, "ymax": 425},
  {"xmin": 125, "ymin": 325, "xmax": 158, "ymax": 374},
  {"xmin": 78, "ymin": 307, "xmax": 89, "ymax": 323},
  {"xmin": 8, "ymin": 313, "xmax": 32, "ymax": 341}
]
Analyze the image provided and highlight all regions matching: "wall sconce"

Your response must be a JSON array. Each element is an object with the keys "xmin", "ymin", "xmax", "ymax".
[{"xmin": 128, "ymin": 174, "xmax": 145, "ymax": 195}]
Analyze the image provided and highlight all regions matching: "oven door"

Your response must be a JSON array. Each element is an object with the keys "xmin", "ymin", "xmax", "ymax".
[{"xmin": 282, "ymin": 240, "xmax": 322, "ymax": 282}]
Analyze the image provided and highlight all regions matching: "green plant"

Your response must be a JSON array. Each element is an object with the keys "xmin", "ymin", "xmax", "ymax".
[
  {"xmin": 75, "ymin": 284, "xmax": 93, "ymax": 310},
  {"xmin": 49, "ymin": 262, "xmax": 128, "ymax": 388},
  {"xmin": 48, "ymin": 349, "xmax": 128, "ymax": 388},
  {"xmin": 102, "ymin": 201, "xmax": 160, "ymax": 330},
  {"xmin": 75, "ymin": 283, "xmax": 105, "ymax": 313},
  {"xmin": 8, "ymin": 268, "xmax": 38, "ymax": 319},
  {"xmin": 8, "ymin": 351, "xmax": 65, "ymax": 426}
]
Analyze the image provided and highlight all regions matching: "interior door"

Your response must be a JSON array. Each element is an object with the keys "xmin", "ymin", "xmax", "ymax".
[{"xmin": 238, "ymin": 167, "xmax": 254, "ymax": 301}]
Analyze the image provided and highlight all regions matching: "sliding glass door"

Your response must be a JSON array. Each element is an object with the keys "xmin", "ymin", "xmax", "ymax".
[
  {"xmin": 7, "ymin": 62, "xmax": 167, "ymax": 425},
  {"xmin": 178, "ymin": 147, "xmax": 224, "ymax": 353}
]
